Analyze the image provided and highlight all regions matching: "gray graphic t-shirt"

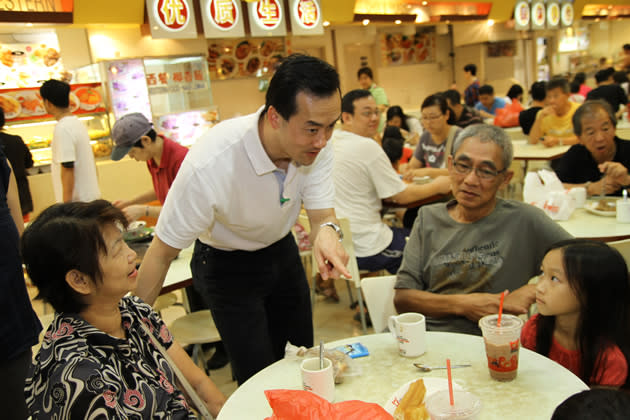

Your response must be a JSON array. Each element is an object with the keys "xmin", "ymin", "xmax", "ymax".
[{"xmin": 396, "ymin": 199, "xmax": 572, "ymax": 335}]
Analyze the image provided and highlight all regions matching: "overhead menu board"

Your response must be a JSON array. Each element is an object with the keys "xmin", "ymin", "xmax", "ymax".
[
  {"xmin": 201, "ymin": 0, "xmax": 246, "ymax": 39},
  {"xmin": 146, "ymin": 0, "xmax": 198, "ymax": 39},
  {"xmin": 560, "ymin": 2, "xmax": 574, "ymax": 27}
]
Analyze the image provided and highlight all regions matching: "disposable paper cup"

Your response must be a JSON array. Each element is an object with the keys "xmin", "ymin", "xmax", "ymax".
[
  {"xmin": 479, "ymin": 314, "xmax": 523, "ymax": 381},
  {"xmin": 617, "ymin": 200, "xmax": 630, "ymax": 223},
  {"xmin": 388, "ymin": 312, "xmax": 426, "ymax": 357},
  {"xmin": 426, "ymin": 389, "xmax": 482, "ymax": 420},
  {"xmin": 568, "ymin": 187, "xmax": 586, "ymax": 208},
  {"xmin": 301, "ymin": 357, "xmax": 335, "ymax": 402}
]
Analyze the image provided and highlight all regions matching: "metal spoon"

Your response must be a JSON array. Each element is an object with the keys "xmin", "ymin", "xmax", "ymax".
[{"xmin": 413, "ymin": 363, "xmax": 471, "ymax": 372}]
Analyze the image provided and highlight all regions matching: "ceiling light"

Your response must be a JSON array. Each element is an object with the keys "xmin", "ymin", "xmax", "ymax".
[
  {"xmin": 323, "ymin": 20, "xmax": 330, "ymax": 27},
  {"xmin": 25, "ymin": 23, "xmax": 33, "ymax": 27},
  {"xmin": 487, "ymin": 19, "xmax": 494, "ymax": 26},
  {"xmin": 422, "ymin": 1, "xmax": 427, "ymax": 5},
  {"xmin": 395, "ymin": 19, "xmax": 402, "ymax": 24},
  {"xmin": 362, "ymin": 19, "xmax": 370, "ymax": 26}
]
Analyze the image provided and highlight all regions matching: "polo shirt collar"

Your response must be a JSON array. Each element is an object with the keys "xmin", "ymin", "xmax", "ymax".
[
  {"xmin": 245, "ymin": 106, "xmax": 288, "ymax": 175},
  {"xmin": 147, "ymin": 137, "xmax": 172, "ymax": 171}
]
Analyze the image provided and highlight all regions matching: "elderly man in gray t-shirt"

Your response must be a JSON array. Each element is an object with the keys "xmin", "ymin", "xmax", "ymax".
[{"xmin": 394, "ymin": 125, "xmax": 571, "ymax": 335}]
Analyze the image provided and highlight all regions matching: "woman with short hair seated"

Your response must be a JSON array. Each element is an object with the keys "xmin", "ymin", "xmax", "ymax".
[{"xmin": 22, "ymin": 200, "xmax": 226, "ymax": 418}]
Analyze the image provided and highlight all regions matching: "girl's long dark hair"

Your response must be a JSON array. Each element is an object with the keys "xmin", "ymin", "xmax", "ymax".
[
  {"xmin": 535, "ymin": 239, "xmax": 630, "ymax": 387},
  {"xmin": 386, "ymin": 105, "xmax": 410, "ymax": 132}
]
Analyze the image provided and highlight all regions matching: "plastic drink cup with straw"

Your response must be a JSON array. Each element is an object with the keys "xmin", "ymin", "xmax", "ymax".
[
  {"xmin": 426, "ymin": 358, "xmax": 482, "ymax": 419},
  {"xmin": 479, "ymin": 305, "xmax": 524, "ymax": 382}
]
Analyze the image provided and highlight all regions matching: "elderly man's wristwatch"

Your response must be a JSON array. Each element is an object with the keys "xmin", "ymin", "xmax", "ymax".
[{"xmin": 320, "ymin": 222, "xmax": 343, "ymax": 241}]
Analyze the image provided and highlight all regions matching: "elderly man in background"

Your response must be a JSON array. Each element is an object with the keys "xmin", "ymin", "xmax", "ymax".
[
  {"xmin": 529, "ymin": 77, "xmax": 580, "ymax": 147},
  {"xmin": 394, "ymin": 124, "xmax": 571, "ymax": 335},
  {"xmin": 553, "ymin": 100, "xmax": 630, "ymax": 197},
  {"xmin": 135, "ymin": 55, "xmax": 350, "ymax": 385}
]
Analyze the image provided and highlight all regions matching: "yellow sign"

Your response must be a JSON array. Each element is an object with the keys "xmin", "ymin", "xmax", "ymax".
[{"xmin": 0, "ymin": 0, "xmax": 73, "ymax": 13}]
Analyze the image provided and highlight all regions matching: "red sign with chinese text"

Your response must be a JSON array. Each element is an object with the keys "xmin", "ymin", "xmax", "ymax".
[
  {"xmin": 256, "ymin": 0, "xmax": 281, "ymax": 29},
  {"xmin": 209, "ymin": 0, "xmax": 238, "ymax": 30},
  {"xmin": 155, "ymin": 0, "xmax": 190, "ymax": 31},
  {"xmin": 296, "ymin": 0, "xmax": 318, "ymax": 28}
]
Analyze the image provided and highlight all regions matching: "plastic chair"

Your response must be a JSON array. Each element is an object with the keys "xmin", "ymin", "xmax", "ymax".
[
  {"xmin": 609, "ymin": 239, "xmax": 630, "ymax": 269},
  {"xmin": 152, "ymin": 292, "xmax": 179, "ymax": 316},
  {"xmin": 168, "ymin": 309, "xmax": 223, "ymax": 374},
  {"xmin": 360, "ymin": 275, "xmax": 397, "ymax": 333}
]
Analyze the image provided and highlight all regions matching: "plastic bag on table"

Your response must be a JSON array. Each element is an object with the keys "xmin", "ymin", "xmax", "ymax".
[
  {"xmin": 285, "ymin": 342, "xmax": 361, "ymax": 384},
  {"xmin": 523, "ymin": 169, "xmax": 575, "ymax": 220},
  {"xmin": 493, "ymin": 100, "xmax": 524, "ymax": 128},
  {"xmin": 264, "ymin": 389, "xmax": 393, "ymax": 420}
]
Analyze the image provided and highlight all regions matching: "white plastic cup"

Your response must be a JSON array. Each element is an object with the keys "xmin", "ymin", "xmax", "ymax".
[
  {"xmin": 388, "ymin": 312, "xmax": 426, "ymax": 357},
  {"xmin": 568, "ymin": 187, "xmax": 587, "ymax": 208},
  {"xmin": 478, "ymin": 314, "xmax": 523, "ymax": 381},
  {"xmin": 300, "ymin": 357, "xmax": 335, "ymax": 402},
  {"xmin": 426, "ymin": 389, "xmax": 482, "ymax": 420},
  {"xmin": 617, "ymin": 200, "xmax": 630, "ymax": 223}
]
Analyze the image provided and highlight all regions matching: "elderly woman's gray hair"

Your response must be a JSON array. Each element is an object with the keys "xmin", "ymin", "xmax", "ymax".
[
  {"xmin": 451, "ymin": 124, "xmax": 513, "ymax": 169},
  {"xmin": 572, "ymin": 99, "xmax": 616, "ymax": 137}
]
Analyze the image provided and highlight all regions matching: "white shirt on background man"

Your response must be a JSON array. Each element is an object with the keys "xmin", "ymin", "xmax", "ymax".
[{"xmin": 51, "ymin": 115, "xmax": 100, "ymax": 202}]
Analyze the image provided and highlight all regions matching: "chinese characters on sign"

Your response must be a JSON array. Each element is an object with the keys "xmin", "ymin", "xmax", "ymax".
[
  {"xmin": 247, "ymin": 0, "xmax": 286, "ymax": 36},
  {"xmin": 201, "ymin": 0, "xmax": 245, "ymax": 38},
  {"xmin": 289, "ymin": 0, "xmax": 323, "ymax": 35},
  {"xmin": 148, "ymin": 0, "xmax": 198, "ymax": 39}
]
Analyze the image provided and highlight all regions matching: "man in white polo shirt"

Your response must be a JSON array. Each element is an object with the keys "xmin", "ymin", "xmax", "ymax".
[
  {"xmin": 332, "ymin": 89, "xmax": 451, "ymax": 276},
  {"xmin": 136, "ymin": 55, "xmax": 350, "ymax": 385}
]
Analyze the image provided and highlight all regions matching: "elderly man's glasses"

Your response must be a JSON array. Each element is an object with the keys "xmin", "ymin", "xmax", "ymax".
[{"xmin": 453, "ymin": 161, "xmax": 505, "ymax": 180}]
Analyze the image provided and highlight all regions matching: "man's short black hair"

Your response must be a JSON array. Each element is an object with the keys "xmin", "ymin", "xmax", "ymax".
[
  {"xmin": 506, "ymin": 84, "xmax": 523, "ymax": 100},
  {"xmin": 547, "ymin": 77, "xmax": 570, "ymax": 93},
  {"xmin": 570, "ymin": 80, "xmax": 580, "ymax": 94},
  {"xmin": 357, "ymin": 67, "xmax": 374, "ymax": 80},
  {"xmin": 382, "ymin": 136, "xmax": 404, "ymax": 164},
  {"xmin": 463, "ymin": 64, "xmax": 477, "ymax": 76},
  {"xmin": 341, "ymin": 89, "xmax": 372, "ymax": 116},
  {"xmin": 573, "ymin": 72, "xmax": 586, "ymax": 85},
  {"xmin": 264, "ymin": 54, "xmax": 340, "ymax": 121},
  {"xmin": 0, "ymin": 107, "xmax": 5, "ymax": 127},
  {"xmin": 40, "ymin": 79, "xmax": 70, "ymax": 108},
  {"xmin": 530, "ymin": 81, "xmax": 547, "ymax": 101},
  {"xmin": 442, "ymin": 89, "xmax": 461, "ymax": 105},
  {"xmin": 479, "ymin": 84, "xmax": 494, "ymax": 96},
  {"xmin": 595, "ymin": 67, "xmax": 615, "ymax": 84},
  {"xmin": 623, "ymin": 43, "xmax": 630, "ymax": 52}
]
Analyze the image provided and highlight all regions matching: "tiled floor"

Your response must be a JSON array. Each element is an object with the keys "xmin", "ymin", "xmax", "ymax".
[{"xmin": 28, "ymin": 276, "xmax": 370, "ymax": 399}]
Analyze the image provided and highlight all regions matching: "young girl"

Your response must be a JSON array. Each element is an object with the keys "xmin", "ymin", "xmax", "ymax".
[{"xmin": 521, "ymin": 239, "xmax": 630, "ymax": 388}]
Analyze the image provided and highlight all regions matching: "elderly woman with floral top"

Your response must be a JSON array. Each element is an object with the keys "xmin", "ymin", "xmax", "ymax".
[{"xmin": 22, "ymin": 200, "xmax": 226, "ymax": 418}]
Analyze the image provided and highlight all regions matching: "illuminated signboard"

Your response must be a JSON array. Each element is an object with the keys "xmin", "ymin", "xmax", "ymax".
[
  {"xmin": 0, "ymin": 0, "xmax": 73, "ymax": 23},
  {"xmin": 247, "ymin": 0, "xmax": 286, "ymax": 36},
  {"xmin": 514, "ymin": 1, "xmax": 530, "ymax": 31},
  {"xmin": 147, "ymin": 0, "xmax": 198, "ymax": 39},
  {"xmin": 547, "ymin": 2, "xmax": 560, "ymax": 28},
  {"xmin": 201, "ymin": 0, "xmax": 245, "ymax": 38},
  {"xmin": 289, "ymin": 0, "xmax": 323, "ymax": 35}
]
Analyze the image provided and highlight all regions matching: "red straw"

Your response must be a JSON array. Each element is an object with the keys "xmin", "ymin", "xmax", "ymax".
[
  {"xmin": 447, "ymin": 358, "xmax": 454, "ymax": 406},
  {"xmin": 497, "ymin": 291, "xmax": 506, "ymax": 327}
]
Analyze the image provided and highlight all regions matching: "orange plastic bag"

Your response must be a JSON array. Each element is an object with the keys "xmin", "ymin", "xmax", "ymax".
[
  {"xmin": 493, "ymin": 100, "xmax": 524, "ymax": 128},
  {"xmin": 264, "ymin": 389, "xmax": 393, "ymax": 420}
]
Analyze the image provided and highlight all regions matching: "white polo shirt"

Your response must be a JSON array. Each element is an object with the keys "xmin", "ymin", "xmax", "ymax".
[
  {"xmin": 331, "ymin": 129, "xmax": 406, "ymax": 257},
  {"xmin": 156, "ymin": 107, "xmax": 335, "ymax": 251},
  {"xmin": 51, "ymin": 115, "xmax": 100, "ymax": 202}
]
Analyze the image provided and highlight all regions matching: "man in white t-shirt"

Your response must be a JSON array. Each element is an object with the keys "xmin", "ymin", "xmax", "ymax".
[
  {"xmin": 40, "ymin": 79, "xmax": 100, "ymax": 203},
  {"xmin": 135, "ymin": 55, "xmax": 350, "ymax": 385},
  {"xmin": 332, "ymin": 89, "xmax": 451, "ymax": 275}
]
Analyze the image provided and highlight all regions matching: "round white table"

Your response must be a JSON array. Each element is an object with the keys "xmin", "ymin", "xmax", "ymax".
[
  {"xmin": 216, "ymin": 332, "xmax": 588, "ymax": 420},
  {"xmin": 557, "ymin": 206, "xmax": 630, "ymax": 241}
]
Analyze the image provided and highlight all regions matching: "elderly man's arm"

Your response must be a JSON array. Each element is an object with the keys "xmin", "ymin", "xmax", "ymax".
[
  {"xmin": 135, "ymin": 235, "xmax": 181, "ymax": 305},
  {"xmin": 394, "ymin": 288, "xmax": 529, "ymax": 323},
  {"xmin": 306, "ymin": 208, "xmax": 351, "ymax": 280}
]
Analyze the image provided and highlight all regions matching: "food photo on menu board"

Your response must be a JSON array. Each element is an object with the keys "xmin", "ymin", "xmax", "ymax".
[
  {"xmin": 0, "ymin": 41, "xmax": 65, "ymax": 88},
  {"xmin": 380, "ymin": 31, "xmax": 436, "ymax": 66},
  {"xmin": 207, "ymin": 38, "xmax": 285, "ymax": 80},
  {"xmin": 0, "ymin": 83, "xmax": 105, "ymax": 122}
]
